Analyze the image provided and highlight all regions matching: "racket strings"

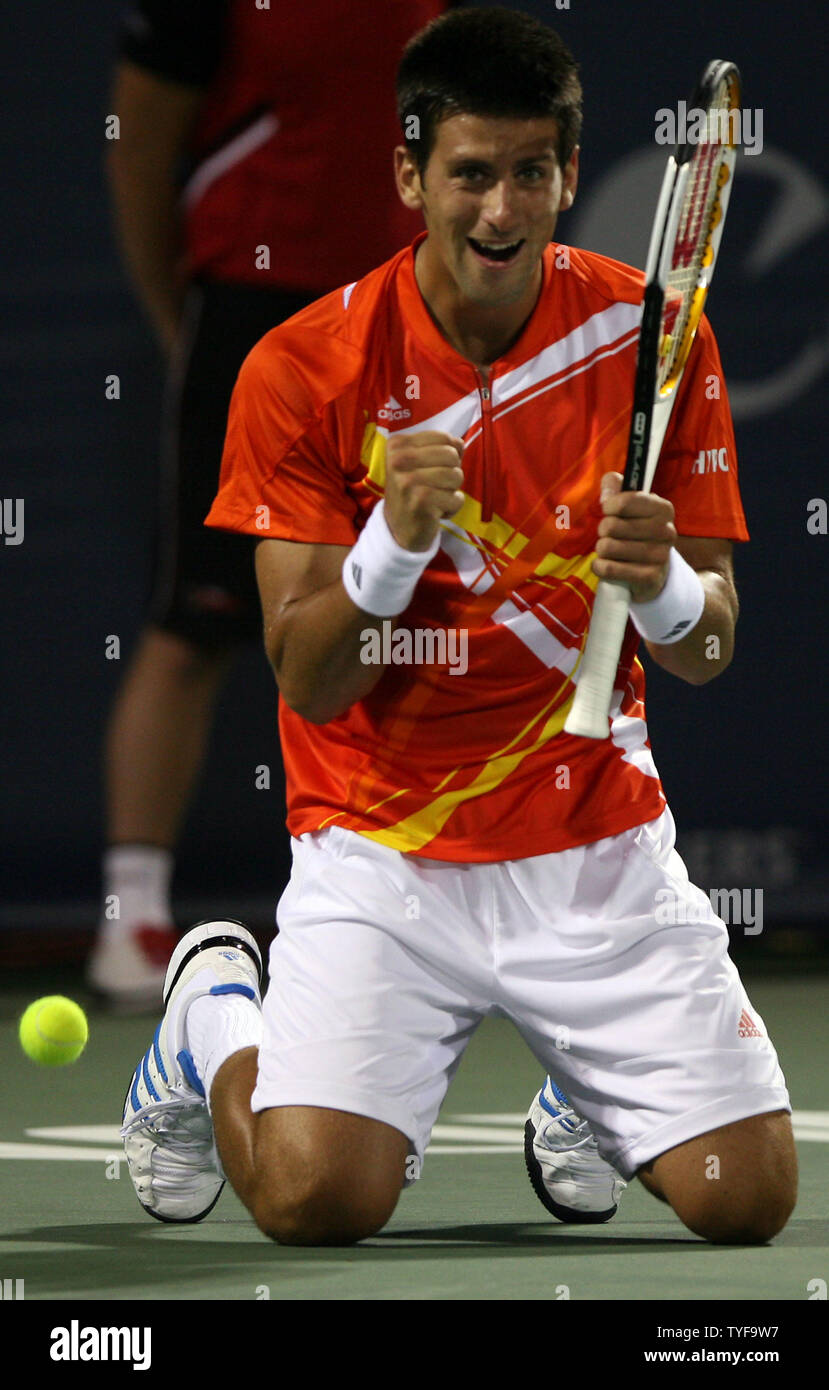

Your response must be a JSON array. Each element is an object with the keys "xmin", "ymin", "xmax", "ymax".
[{"xmin": 659, "ymin": 81, "xmax": 739, "ymax": 388}]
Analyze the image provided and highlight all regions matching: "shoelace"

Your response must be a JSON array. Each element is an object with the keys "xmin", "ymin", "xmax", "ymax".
[
  {"xmin": 540, "ymin": 1110, "xmax": 597, "ymax": 1153},
  {"xmin": 120, "ymin": 1091, "xmax": 207, "ymax": 1140},
  {"xmin": 121, "ymin": 1091, "xmax": 223, "ymax": 1193},
  {"xmin": 536, "ymin": 1103, "xmax": 624, "ymax": 1200},
  {"xmin": 123, "ymin": 1094, "xmax": 219, "ymax": 1177},
  {"xmin": 537, "ymin": 1089, "xmax": 626, "ymax": 1199}
]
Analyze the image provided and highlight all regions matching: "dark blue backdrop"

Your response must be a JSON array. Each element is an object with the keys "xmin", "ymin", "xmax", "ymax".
[{"xmin": 3, "ymin": 1, "xmax": 827, "ymax": 928}]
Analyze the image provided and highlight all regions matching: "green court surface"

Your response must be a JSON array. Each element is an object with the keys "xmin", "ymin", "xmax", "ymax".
[{"xmin": 1, "ymin": 966, "xmax": 827, "ymax": 1305}]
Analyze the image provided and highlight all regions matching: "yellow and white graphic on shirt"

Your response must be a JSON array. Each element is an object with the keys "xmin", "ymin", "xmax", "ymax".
[{"xmin": 360, "ymin": 668, "xmax": 577, "ymax": 854}]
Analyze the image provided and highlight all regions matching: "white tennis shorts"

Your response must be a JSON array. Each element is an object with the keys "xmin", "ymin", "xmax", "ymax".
[{"xmin": 251, "ymin": 809, "xmax": 790, "ymax": 1179}]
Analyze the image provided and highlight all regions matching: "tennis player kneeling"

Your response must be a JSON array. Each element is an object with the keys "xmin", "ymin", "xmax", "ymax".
[{"xmin": 121, "ymin": 9, "xmax": 796, "ymax": 1247}]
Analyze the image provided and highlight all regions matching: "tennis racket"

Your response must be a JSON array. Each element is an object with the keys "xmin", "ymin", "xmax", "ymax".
[{"xmin": 564, "ymin": 59, "xmax": 742, "ymax": 740}]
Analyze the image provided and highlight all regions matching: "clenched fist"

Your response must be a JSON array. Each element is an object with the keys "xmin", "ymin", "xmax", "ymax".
[
  {"xmin": 384, "ymin": 430, "xmax": 465, "ymax": 552},
  {"xmin": 594, "ymin": 471, "xmax": 677, "ymax": 603}
]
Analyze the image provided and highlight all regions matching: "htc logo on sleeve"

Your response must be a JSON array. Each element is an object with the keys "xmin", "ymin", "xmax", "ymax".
[{"xmin": 692, "ymin": 447, "xmax": 729, "ymax": 474}]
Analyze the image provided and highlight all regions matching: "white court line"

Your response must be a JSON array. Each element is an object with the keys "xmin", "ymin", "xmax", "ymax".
[
  {"xmin": 431, "ymin": 1124, "xmax": 527, "ymax": 1145},
  {"xmin": 27, "ymin": 1125, "xmax": 121, "ymax": 1143},
  {"xmin": 0, "ymin": 1111, "xmax": 824, "ymax": 1162},
  {"xmin": 427, "ymin": 1145, "xmax": 522, "ymax": 1155},
  {"xmin": 0, "ymin": 1143, "xmax": 122, "ymax": 1162}
]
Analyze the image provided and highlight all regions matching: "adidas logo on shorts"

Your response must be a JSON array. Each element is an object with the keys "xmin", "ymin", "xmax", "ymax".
[{"xmin": 738, "ymin": 1008, "xmax": 762, "ymax": 1039}]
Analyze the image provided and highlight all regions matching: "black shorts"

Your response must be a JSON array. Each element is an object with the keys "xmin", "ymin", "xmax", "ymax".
[{"xmin": 149, "ymin": 278, "xmax": 318, "ymax": 649}]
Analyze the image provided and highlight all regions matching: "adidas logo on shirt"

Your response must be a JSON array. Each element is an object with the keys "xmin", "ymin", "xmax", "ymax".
[
  {"xmin": 377, "ymin": 395, "xmax": 411, "ymax": 421},
  {"xmin": 738, "ymin": 1008, "xmax": 762, "ymax": 1038}
]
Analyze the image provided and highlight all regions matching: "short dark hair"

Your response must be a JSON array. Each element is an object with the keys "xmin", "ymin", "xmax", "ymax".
[{"xmin": 397, "ymin": 7, "xmax": 582, "ymax": 176}]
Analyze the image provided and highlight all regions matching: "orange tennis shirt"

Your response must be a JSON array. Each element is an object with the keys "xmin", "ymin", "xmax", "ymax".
[{"xmin": 206, "ymin": 234, "xmax": 748, "ymax": 861}]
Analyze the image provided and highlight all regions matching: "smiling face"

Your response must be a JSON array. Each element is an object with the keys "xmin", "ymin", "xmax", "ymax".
[{"xmin": 396, "ymin": 112, "xmax": 578, "ymax": 319}]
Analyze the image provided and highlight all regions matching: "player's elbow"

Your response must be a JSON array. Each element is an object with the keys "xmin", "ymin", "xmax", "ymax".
[
  {"xmin": 265, "ymin": 651, "xmax": 314, "ymax": 720},
  {"xmin": 683, "ymin": 656, "xmax": 732, "ymax": 685},
  {"xmin": 678, "ymin": 640, "xmax": 735, "ymax": 685},
  {"xmin": 647, "ymin": 631, "xmax": 735, "ymax": 684},
  {"xmin": 264, "ymin": 625, "xmax": 335, "ymax": 723},
  {"xmin": 280, "ymin": 688, "xmax": 338, "ymax": 724},
  {"xmin": 270, "ymin": 663, "xmax": 342, "ymax": 724}
]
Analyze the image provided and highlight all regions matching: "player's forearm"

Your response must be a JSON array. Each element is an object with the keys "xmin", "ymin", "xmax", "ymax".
[
  {"xmin": 267, "ymin": 582, "xmax": 390, "ymax": 724},
  {"xmin": 645, "ymin": 570, "xmax": 737, "ymax": 684}
]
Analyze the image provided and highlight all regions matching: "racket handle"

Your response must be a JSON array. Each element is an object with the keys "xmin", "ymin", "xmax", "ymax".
[{"xmin": 564, "ymin": 579, "xmax": 631, "ymax": 740}]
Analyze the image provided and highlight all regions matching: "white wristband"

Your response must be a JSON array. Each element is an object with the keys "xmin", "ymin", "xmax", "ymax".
[
  {"xmin": 629, "ymin": 547, "xmax": 705, "ymax": 645},
  {"xmin": 342, "ymin": 500, "xmax": 440, "ymax": 617}
]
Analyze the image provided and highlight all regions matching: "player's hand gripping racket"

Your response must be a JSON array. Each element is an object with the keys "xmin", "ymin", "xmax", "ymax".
[{"xmin": 564, "ymin": 59, "xmax": 742, "ymax": 740}]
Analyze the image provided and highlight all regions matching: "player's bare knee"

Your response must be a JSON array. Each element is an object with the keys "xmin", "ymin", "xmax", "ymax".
[
  {"xmin": 653, "ymin": 1111, "xmax": 798, "ymax": 1244},
  {"xmin": 252, "ymin": 1171, "xmax": 398, "ymax": 1247},
  {"xmin": 689, "ymin": 1202, "xmax": 794, "ymax": 1246},
  {"xmin": 678, "ymin": 1182, "xmax": 796, "ymax": 1245},
  {"xmin": 259, "ymin": 1203, "xmax": 387, "ymax": 1247},
  {"xmin": 253, "ymin": 1196, "xmax": 391, "ymax": 1247}
]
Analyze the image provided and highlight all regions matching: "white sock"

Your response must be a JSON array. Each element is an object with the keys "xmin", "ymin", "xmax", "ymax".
[
  {"xmin": 186, "ymin": 993, "xmax": 263, "ymax": 1111},
  {"xmin": 101, "ymin": 844, "xmax": 173, "ymax": 933}
]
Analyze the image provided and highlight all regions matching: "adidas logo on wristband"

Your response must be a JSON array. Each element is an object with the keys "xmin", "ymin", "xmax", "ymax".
[
  {"xmin": 342, "ymin": 500, "xmax": 439, "ymax": 617},
  {"xmin": 660, "ymin": 618, "xmax": 693, "ymax": 640},
  {"xmin": 630, "ymin": 549, "xmax": 705, "ymax": 646}
]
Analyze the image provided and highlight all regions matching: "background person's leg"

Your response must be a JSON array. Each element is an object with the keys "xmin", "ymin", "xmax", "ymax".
[
  {"xmin": 105, "ymin": 626, "xmax": 234, "ymax": 848},
  {"xmin": 89, "ymin": 281, "xmax": 288, "ymax": 1008},
  {"xmin": 87, "ymin": 627, "xmax": 235, "ymax": 1008}
]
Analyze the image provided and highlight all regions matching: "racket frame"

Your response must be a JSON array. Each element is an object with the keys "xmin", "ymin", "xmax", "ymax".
[{"xmin": 564, "ymin": 60, "xmax": 741, "ymax": 741}]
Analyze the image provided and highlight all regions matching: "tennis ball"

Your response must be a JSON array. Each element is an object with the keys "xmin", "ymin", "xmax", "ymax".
[{"xmin": 19, "ymin": 995, "xmax": 88, "ymax": 1067}]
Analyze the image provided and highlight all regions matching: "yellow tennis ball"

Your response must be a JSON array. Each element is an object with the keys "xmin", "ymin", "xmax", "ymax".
[{"xmin": 19, "ymin": 995, "xmax": 88, "ymax": 1067}]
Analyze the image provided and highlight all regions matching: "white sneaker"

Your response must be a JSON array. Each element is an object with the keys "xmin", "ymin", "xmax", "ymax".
[
  {"xmin": 121, "ymin": 919, "xmax": 262, "ymax": 1223},
  {"xmin": 87, "ymin": 921, "xmax": 179, "ymax": 1014},
  {"xmin": 525, "ymin": 1078, "xmax": 626, "ymax": 1224}
]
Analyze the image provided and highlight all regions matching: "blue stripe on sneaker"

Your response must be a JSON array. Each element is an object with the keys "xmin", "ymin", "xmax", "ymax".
[
  {"xmin": 177, "ymin": 1049, "xmax": 205, "ymax": 1097},
  {"xmin": 209, "ymin": 983, "xmax": 256, "ymax": 1000},
  {"xmin": 539, "ymin": 1088, "xmax": 562, "ymax": 1118},
  {"xmin": 549, "ymin": 1079, "xmax": 570, "ymax": 1107},
  {"xmin": 142, "ymin": 1051, "xmax": 161, "ymax": 1103},
  {"xmin": 130, "ymin": 1068, "xmax": 141, "ymax": 1112},
  {"xmin": 152, "ymin": 1023, "xmax": 168, "ymax": 1085},
  {"xmin": 539, "ymin": 1081, "xmax": 578, "ymax": 1133}
]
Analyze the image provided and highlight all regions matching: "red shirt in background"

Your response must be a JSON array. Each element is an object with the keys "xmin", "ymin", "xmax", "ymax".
[{"xmin": 120, "ymin": 0, "xmax": 447, "ymax": 290}]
